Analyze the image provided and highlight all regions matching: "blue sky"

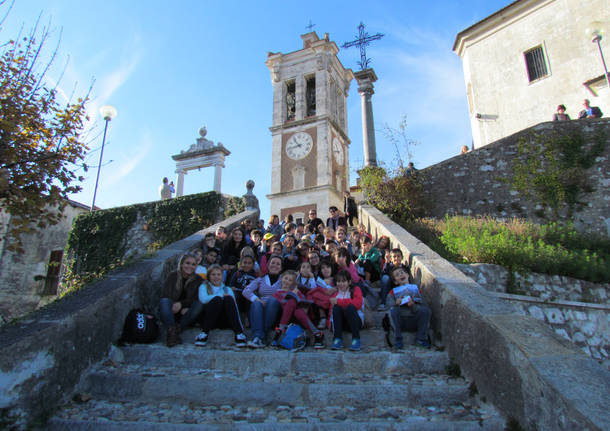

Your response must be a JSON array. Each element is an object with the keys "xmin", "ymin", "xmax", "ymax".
[{"xmin": 3, "ymin": 0, "xmax": 512, "ymax": 221}]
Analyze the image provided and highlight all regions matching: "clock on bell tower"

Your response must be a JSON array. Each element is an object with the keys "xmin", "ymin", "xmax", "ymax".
[{"xmin": 266, "ymin": 32, "xmax": 354, "ymax": 223}]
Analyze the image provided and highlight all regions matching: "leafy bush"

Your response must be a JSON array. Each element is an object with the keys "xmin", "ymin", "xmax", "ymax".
[
  {"xmin": 360, "ymin": 166, "xmax": 428, "ymax": 224},
  {"xmin": 403, "ymin": 216, "xmax": 610, "ymax": 283}
]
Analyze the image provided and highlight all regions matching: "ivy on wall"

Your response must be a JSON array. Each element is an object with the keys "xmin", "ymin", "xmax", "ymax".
[
  {"xmin": 62, "ymin": 192, "xmax": 238, "ymax": 295},
  {"xmin": 511, "ymin": 130, "xmax": 606, "ymax": 220}
]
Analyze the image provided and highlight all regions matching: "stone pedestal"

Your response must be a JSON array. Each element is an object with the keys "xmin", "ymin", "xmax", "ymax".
[{"xmin": 354, "ymin": 68, "xmax": 378, "ymax": 167}]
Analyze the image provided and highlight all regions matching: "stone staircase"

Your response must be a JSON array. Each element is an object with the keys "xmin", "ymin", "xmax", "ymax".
[{"xmin": 43, "ymin": 307, "xmax": 505, "ymax": 430}]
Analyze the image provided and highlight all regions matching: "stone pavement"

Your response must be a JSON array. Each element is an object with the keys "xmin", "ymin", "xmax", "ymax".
[{"xmin": 43, "ymin": 320, "xmax": 506, "ymax": 430}]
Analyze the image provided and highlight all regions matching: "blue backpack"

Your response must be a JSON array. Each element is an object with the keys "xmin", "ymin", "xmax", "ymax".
[{"xmin": 279, "ymin": 324, "xmax": 307, "ymax": 351}]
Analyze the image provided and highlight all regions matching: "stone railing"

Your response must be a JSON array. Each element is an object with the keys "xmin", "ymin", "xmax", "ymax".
[
  {"xmin": 0, "ymin": 208, "xmax": 259, "ymax": 430},
  {"xmin": 359, "ymin": 204, "xmax": 609, "ymax": 431}
]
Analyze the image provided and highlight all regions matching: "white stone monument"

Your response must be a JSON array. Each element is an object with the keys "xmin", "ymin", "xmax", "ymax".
[{"xmin": 171, "ymin": 127, "xmax": 230, "ymax": 196}]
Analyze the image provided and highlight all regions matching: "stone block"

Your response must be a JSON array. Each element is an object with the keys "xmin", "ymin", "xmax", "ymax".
[
  {"xmin": 573, "ymin": 332, "xmax": 586, "ymax": 344},
  {"xmin": 544, "ymin": 308, "xmax": 565, "ymax": 324},
  {"xmin": 581, "ymin": 322, "xmax": 596, "ymax": 337},
  {"xmin": 528, "ymin": 305, "xmax": 545, "ymax": 321},
  {"xmin": 555, "ymin": 328, "xmax": 570, "ymax": 341}
]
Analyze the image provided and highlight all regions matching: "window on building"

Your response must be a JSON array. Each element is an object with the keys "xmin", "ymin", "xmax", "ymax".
[
  {"xmin": 286, "ymin": 80, "xmax": 296, "ymax": 121},
  {"xmin": 306, "ymin": 75, "xmax": 316, "ymax": 117},
  {"xmin": 524, "ymin": 46, "xmax": 548, "ymax": 82},
  {"xmin": 43, "ymin": 250, "xmax": 63, "ymax": 295}
]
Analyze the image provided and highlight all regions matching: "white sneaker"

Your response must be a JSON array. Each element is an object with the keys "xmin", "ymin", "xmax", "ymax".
[
  {"xmin": 194, "ymin": 331, "xmax": 208, "ymax": 346},
  {"xmin": 317, "ymin": 318, "xmax": 327, "ymax": 330},
  {"xmin": 235, "ymin": 333, "xmax": 247, "ymax": 347},
  {"xmin": 247, "ymin": 336, "xmax": 264, "ymax": 348}
]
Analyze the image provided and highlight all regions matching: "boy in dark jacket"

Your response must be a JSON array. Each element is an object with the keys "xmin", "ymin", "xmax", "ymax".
[
  {"xmin": 378, "ymin": 248, "xmax": 410, "ymax": 311},
  {"xmin": 386, "ymin": 266, "xmax": 431, "ymax": 349}
]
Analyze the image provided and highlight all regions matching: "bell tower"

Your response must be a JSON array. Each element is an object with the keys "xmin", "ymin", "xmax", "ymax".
[{"xmin": 266, "ymin": 32, "xmax": 353, "ymax": 224}]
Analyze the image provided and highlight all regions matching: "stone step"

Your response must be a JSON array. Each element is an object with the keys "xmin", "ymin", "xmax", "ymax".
[
  {"xmin": 160, "ymin": 328, "xmax": 419, "ymax": 353},
  {"xmin": 47, "ymin": 385, "xmax": 504, "ymax": 430},
  {"xmin": 79, "ymin": 369, "xmax": 470, "ymax": 408},
  {"xmin": 47, "ymin": 416, "xmax": 505, "ymax": 431},
  {"xmin": 118, "ymin": 344, "xmax": 448, "ymax": 375}
]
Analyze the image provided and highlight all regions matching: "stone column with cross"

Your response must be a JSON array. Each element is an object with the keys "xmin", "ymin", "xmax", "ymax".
[
  {"xmin": 341, "ymin": 22, "xmax": 384, "ymax": 168},
  {"xmin": 355, "ymin": 68, "xmax": 378, "ymax": 167}
]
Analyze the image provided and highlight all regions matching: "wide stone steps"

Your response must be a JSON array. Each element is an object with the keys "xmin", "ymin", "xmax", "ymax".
[
  {"xmin": 43, "ymin": 332, "xmax": 506, "ymax": 430},
  {"xmin": 118, "ymin": 343, "xmax": 448, "ymax": 375}
]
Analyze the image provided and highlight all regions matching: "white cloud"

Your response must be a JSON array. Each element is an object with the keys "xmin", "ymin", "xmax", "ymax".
[{"xmin": 105, "ymin": 131, "xmax": 152, "ymax": 186}]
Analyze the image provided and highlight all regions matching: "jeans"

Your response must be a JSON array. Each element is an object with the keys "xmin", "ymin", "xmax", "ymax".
[
  {"xmin": 389, "ymin": 304, "xmax": 431, "ymax": 344},
  {"xmin": 159, "ymin": 297, "xmax": 204, "ymax": 330},
  {"xmin": 379, "ymin": 274, "xmax": 392, "ymax": 305},
  {"xmin": 332, "ymin": 304, "xmax": 362, "ymax": 340},
  {"xmin": 249, "ymin": 297, "xmax": 281, "ymax": 340}
]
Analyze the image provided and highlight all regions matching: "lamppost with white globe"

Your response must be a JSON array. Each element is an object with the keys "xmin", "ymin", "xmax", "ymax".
[
  {"xmin": 586, "ymin": 21, "xmax": 610, "ymax": 89},
  {"xmin": 90, "ymin": 105, "xmax": 117, "ymax": 211}
]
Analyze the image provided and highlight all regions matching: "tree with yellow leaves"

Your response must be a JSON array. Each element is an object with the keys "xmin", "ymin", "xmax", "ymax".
[{"xmin": 0, "ymin": 6, "xmax": 90, "ymax": 252}]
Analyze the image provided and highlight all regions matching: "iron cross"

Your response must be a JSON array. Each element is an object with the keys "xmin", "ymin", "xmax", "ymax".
[
  {"xmin": 305, "ymin": 20, "xmax": 316, "ymax": 32},
  {"xmin": 341, "ymin": 22, "xmax": 384, "ymax": 70}
]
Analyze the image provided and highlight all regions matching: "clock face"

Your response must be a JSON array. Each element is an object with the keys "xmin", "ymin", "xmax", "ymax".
[
  {"xmin": 286, "ymin": 132, "xmax": 313, "ymax": 160},
  {"xmin": 332, "ymin": 138, "xmax": 344, "ymax": 165}
]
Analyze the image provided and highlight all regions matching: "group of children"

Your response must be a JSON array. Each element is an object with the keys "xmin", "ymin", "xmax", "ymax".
[{"xmin": 159, "ymin": 212, "xmax": 431, "ymax": 351}]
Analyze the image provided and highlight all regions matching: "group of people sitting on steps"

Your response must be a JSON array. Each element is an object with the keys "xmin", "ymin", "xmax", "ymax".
[{"xmin": 159, "ymin": 207, "xmax": 431, "ymax": 351}]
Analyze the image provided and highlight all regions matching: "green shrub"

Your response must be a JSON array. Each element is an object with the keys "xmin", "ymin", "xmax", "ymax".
[
  {"xmin": 404, "ymin": 216, "xmax": 610, "ymax": 283},
  {"xmin": 360, "ymin": 166, "xmax": 428, "ymax": 224}
]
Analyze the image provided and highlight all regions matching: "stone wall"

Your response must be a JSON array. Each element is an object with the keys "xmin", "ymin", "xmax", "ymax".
[
  {"xmin": 454, "ymin": 263, "xmax": 609, "ymax": 369},
  {"xmin": 0, "ymin": 201, "xmax": 90, "ymax": 325},
  {"xmin": 0, "ymin": 209, "xmax": 258, "ymax": 430},
  {"xmin": 420, "ymin": 119, "xmax": 610, "ymax": 237},
  {"xmin": 359, "ymin": 204, "xmax": 609, "ymax": 431}
]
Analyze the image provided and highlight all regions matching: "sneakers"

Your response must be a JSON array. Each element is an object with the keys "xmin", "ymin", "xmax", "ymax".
[
  {"xmin": 331, "ymin": 338, "xmax": 343, "ymax": 350},
  {"xmin": 166, "ymin": 325, "xmax": 179, "ymax": 347},
  {"xmin": 270, "ymin": 329, "xmax": 283, "ymax": 348},
  {"xmin": 313, "ymin": 332, "xmax": 325, "ymax": 349},
  {"xmin": 349, "ymin": 338, "xmax": 361, "ymax": 351},
  {"xmin": 414, "ymin": 339, "xmax": 431, "ymax": 349},
  {"xmin": 247, "ymin": 336, "xmax": 265, "ymax": 348},
  {"xmin": 317, "ymin": 318, "xmax": 327, "ymax": 330},
  {"xmin": 376, "ymin": 304, "xmax": 387, "ymax": 312},
  {"xmin": 234, "ymin": 333, "xmax": 247, "ymax": 348},
  {"xmin": 194, "ymin": 331, "xmax": 208, "ymax": 346}
]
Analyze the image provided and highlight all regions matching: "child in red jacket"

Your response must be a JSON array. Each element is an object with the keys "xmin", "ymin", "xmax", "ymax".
[
  {"xmin": 272, "ymin": 270, "xmax": 324, "ymax": 349},
  {"xmin": 330, "ymin": 270, "xmax": 364, "ymax": 351}
]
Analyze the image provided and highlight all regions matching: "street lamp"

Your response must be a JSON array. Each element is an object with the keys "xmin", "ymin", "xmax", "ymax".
[
  {"xmin": 586, "ymin": 21, "xmax": 610, "ymax": 89},
  {"xmin": 90, "ymin": 105, "xmax": 117, "ymax": 211}
]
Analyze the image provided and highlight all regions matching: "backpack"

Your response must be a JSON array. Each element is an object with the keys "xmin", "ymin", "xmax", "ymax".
[
  {"xmin": 119, "ymin": 309, "xmax": 160, "ymax": 344},
  {"xmin": 278, "ymin": 324, "xmax": 307, "ymax": 351}
]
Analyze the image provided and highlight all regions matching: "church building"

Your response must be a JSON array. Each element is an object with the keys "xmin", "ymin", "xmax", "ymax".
[
  {"xmin": 454, "ymin": 0, "xmax": 609, "ymax": 148},
  {"xmin": 266, "ymin": 32, "xmax": 354, "ymax": 223}
]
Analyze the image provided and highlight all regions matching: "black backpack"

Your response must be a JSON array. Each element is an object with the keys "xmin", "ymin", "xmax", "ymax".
[{"xmin": 119, "ymin": 309, "xmax": 160, "ymax": 344}]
